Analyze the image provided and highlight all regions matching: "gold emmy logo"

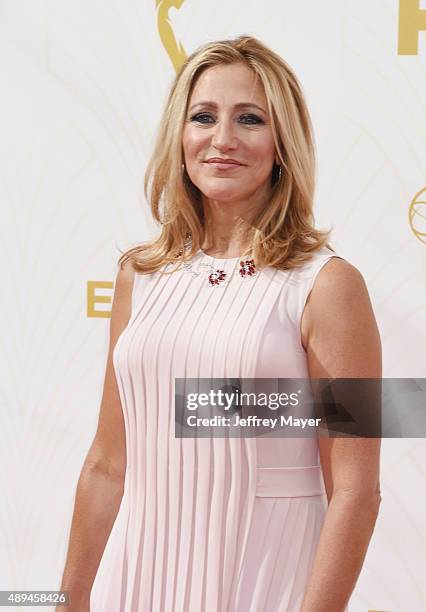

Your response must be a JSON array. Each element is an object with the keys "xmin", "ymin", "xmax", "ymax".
[
  {"xmin": 156, "ymin": 0, "xmax": 187, "ymax": 71},
  {"xmin": 87, "ymin": 281, "xmax": 114, "ymax": 318},
  {"xmin": 398, "ymin": 0, "xmax": 426, "ymax": 55},
  {"xmin": 408, "ymin": 186, "xmax": 426, "ymax": 244}
]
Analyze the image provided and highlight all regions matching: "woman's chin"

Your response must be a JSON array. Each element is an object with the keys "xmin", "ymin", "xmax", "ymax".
[{"xmin": 199, "ymin": 186, "xmax": 246, "ymax": 203}]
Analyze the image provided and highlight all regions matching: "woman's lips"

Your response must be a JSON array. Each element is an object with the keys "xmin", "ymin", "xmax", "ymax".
[{"xmin": 205, "ymin": 161, "xmax": 243, "ymax": 170}]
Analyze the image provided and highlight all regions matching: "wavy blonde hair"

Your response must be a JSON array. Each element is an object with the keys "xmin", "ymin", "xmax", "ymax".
[{"xmin": 118, "ymin": 35, "xmax": 333, "ymax": 273}]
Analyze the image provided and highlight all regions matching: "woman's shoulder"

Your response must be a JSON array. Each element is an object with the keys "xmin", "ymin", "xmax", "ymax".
[
  {"xmin": 302, "ymin": 249, "xmax": 371, "ymax": 324},
  {"xmin": 116, "ymin": 257, "xmax": 136, "ymax": 287},
  {"xmin": 288, "ymin": 245, "xmax": 358, "ymax": 284},
  {"xmin": 310, "ymin": 258, "xmax": 367, "ymax": 309},
  {"xmin": 281, "ymin": 246, "xmax": 368, "ymax": 320}
]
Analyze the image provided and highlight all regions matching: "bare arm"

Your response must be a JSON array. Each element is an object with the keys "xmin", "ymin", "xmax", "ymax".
[
  {"xmin": 56, "ymin": 261, "xmax": 135, "ymax": 611},
  {"xmin": 299, "ymin": 258, "xmax": 382, "ymax": 612}
]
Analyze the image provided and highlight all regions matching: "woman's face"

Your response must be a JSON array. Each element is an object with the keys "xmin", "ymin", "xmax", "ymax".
[{"xmin": 182, "ymin": 62, "xmax": 277, "ymax": 207}]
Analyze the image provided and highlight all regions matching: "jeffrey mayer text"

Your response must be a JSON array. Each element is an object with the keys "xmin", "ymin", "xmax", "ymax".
[
  {"xmin": 234, "ymin": 415, "xmax": 322, "ymax": 428},
  {"xmin": 187, "ymin": 415, "xmax": 322, "ymax": 428}
]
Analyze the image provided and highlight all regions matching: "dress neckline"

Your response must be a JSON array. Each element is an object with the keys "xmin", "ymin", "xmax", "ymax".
[{"xmin": 197, "ymin": 249, "xmax": 243, "ymax": 262}]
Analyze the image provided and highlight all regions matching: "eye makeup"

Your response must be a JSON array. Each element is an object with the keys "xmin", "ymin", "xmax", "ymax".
[{"xmin": 188, "ymin": 112, "xmax": 265, "ymax": 125}]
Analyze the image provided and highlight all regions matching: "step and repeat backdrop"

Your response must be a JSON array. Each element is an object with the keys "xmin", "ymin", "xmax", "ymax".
[{"xmin": 0, "ymin": 1, "xmax": 425, "ymax": 610}]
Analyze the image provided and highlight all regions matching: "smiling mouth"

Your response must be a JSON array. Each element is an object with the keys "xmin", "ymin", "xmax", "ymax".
[{"xmin": 204, "ymin": 161, "xmax": 244, "ymax": 170}]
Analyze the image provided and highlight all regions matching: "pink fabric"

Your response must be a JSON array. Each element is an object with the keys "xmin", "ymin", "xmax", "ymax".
[{"xmin": 90, "ymin": 246, "xmax": 347, "ymax": 611}]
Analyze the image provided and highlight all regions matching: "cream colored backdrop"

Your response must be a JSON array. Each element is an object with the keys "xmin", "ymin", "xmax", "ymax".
[{"xmin": 0, "ymin": 1, "xmax": 425, "ymax": 611}]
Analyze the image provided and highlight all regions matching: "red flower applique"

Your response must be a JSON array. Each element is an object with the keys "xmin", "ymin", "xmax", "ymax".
[
  {"xmin": 208, "ymin": 269, "xmax": 227, "ymax": 286},
  {"xmin": 239, "ymin": 259, "xmax": 256, "ymax": 277}
]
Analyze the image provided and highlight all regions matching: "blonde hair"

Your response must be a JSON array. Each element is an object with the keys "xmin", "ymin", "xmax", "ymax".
[{"xmin": 118, "ymin": 35, "xmax": 333, "ymax": 273}]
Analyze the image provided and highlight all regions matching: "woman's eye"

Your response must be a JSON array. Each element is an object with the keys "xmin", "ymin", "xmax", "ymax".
[
  {"xmin": 189, "ymin": 113, "xmax": 263, "ymax": 125},
  {"xmin": 190, "ymin": 113, "xmax": 214, "ymax": 123},
  {"xmin": 239, "ymin": 114, "xmax": 264, "ymax": 124}
]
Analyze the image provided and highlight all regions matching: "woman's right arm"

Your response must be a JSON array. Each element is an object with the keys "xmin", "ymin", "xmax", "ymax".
[{"xmin": 56, "ymin": 261, "xmax": 135, "ymax": 611}]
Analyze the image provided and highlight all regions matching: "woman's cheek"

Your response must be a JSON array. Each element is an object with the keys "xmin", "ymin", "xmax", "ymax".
[{"xmin": 183, "ymin": 135, "xmax": 199, "ymax": 158}]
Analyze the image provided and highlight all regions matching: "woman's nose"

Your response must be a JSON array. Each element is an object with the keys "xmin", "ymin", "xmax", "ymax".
[{"xmin": 211, "ymin": 117, "xmax": 237, "ymax": 149}]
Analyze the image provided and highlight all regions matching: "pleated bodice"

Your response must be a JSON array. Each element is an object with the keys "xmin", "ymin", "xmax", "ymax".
[{"xmin": 90, "ymin": 246, "xmax": 343, "ymax": 612}]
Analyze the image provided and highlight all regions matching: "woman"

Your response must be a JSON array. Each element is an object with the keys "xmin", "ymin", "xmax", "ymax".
[{"xmin": 58, "ymin": 36, "xmax": 382, "ymax": 611}]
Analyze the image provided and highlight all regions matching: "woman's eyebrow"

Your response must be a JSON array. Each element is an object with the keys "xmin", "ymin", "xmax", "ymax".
[{"xmin": 188, "ymin": 101, "xmax": 267, "ymax": 113}]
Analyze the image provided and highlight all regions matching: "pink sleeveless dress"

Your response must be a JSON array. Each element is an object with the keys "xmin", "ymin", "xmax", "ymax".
[{"xmin": 90, "ymin": 246, "xmax": 345, "ymax": 612}]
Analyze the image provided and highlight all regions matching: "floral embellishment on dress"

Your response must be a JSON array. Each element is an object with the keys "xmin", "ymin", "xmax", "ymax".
[
  {"xmin": 208, "ymin": 269, "xmax": 227, "ymax": 286},
  {"xmin": 239, "ymin": 259, "xmax": 256, "ymax": 278},
  {"xmin": 175, "ymin": 244, "xmax": 257, "ymax": 286}
]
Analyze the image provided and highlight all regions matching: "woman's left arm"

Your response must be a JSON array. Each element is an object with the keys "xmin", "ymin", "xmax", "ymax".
[{"xmin": 299, "ymin": 257, "xmax": 382, "ymax": 612}]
